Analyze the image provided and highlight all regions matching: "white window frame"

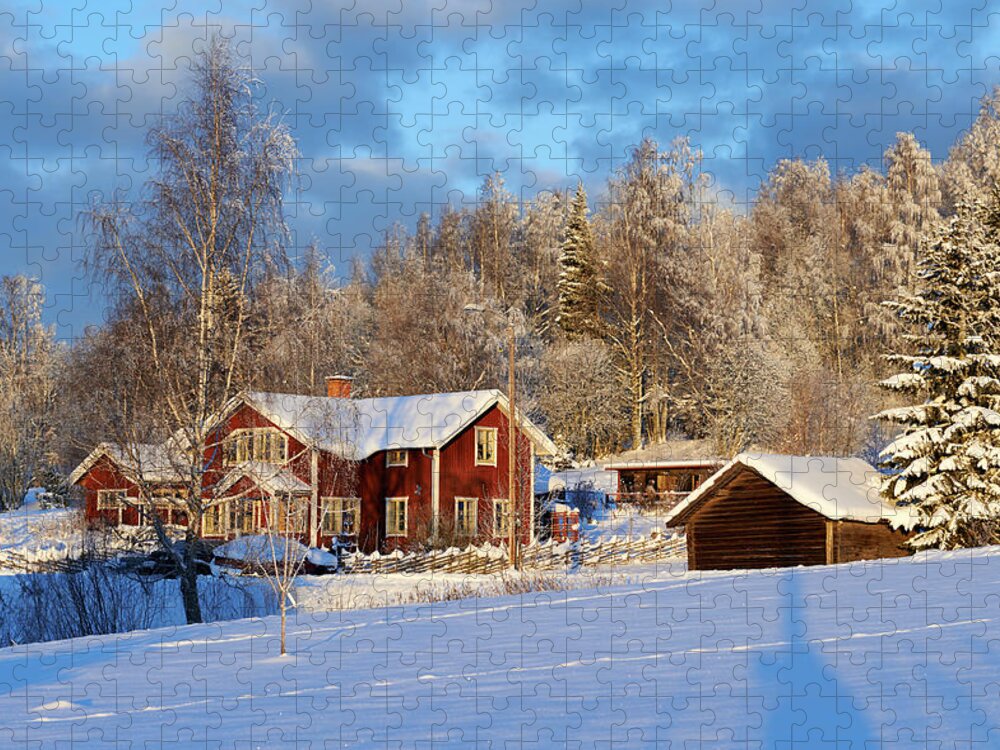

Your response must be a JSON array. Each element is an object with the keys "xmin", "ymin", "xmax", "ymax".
[
  {"xmin": 493, "ymin": 498, "xmax": 511, "ymax": 537},
  {"xmin": 270, "ymin": 494, "xmax": 309, "ymax": 535},
  {"xmin": 386, "ymin": 449, "xmax": 408, "ymax": 467},
  {"xmin": 228, "ymin": 499, "xmax": 257, "ymax": 536},
  {"xmin": 475, "ymin": 427, "xmax": 498, "ymax": 467},
  {"xmin": 203, "ymin": 502, "xmax": 226, "ymax": 536},
  {"xmin": 455, "ymin": 497, "xmax": 478, "ymax": 537},
  {"xmin": 223, "ymin": 428, "xmax": 289, "ymax": 466},
  {"xmin": 321, "ymin": 497, "xmax": 361, "ymax": 536},
  {"xmin": 386, "ymin": 497, "xmax": 408, "ymax": 537},
  {"xmin": 97, "ymin": 489, "xmax": 127, "ymax": 524},
  {"xmin": 142, "ymin": 495, "xmax": 184, "ymax": 527}
]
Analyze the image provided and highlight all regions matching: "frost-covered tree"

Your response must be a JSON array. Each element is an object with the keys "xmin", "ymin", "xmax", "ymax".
[
  {"xmin": 603, "ymin": 138, "xmax": 701, "ymax": 448},
  {"xmin": 943, "ymin": 87, "xmax": 1000, "ymax": 212},
  {"xmin": 0, "ymin": 276, "xmax": 58, "ymax": 510},
  {"xmin": 520, "ymin": 190, "xmax": 565, "ymax": 337},
  {"xmin": 556, "ymin": 184, "xmax": 606, "ymax": 339},
  {"xmin": 470, "ymin": 173, "xmax": 518, "ymax": 304},
  {"xmin": 252, "ymin": 245, "xmax": 372, "ymax": 396},
  {"xmin": 884, "ymin": 133, "xmax": 943, "ymax": 291},
  {"xmin": 538, "ymin": 337, "xmax": 627, "ymax": 458},
  {"xmin": 875, "ymin": 197, "xmax": 1000, "ymax": 550}
]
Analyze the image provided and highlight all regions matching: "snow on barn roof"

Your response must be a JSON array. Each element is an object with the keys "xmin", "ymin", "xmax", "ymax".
[
  {"xmin": 244, "ymin": 389, "xmax": 558, "ymax": 460},
  {"xmin": 666, "ymin": 453, "xmax": 920, "ymax": 531}
]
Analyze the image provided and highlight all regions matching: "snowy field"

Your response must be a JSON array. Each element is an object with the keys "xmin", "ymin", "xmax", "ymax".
[
  {"xmin": 2, "ymin": 547, "xmax": 999, "ymax": 747},
  {"xmin": 584, "ymin": 503, "xmax": 673, "ymax": 540},
  {"xmin": 0, "ymin": 491, "xmax": 82, "ymax": 571}
]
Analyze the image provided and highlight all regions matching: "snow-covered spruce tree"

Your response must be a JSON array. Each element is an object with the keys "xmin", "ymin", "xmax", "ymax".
[
  {"xmin": 556, "ymin": 183, "xmax": 607, "ymax": 339},
  {"xmin": 875, "ymin": 197, "xmax": 1000, "ymax": 550}
]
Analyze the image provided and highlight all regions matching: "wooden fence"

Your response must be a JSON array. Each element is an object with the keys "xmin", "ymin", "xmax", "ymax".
[{"xmin": 339, "ymin": 532, "xmax": 686, "ymax": 575}]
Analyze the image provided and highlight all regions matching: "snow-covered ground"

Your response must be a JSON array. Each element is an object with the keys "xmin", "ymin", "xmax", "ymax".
[
  {"xmin": 3, "ymin": 546, "xmax": 998, "ymax": 746},
  {"xmin": 0, "ymin": 490, "xmax": 82, "ymax": 571},
  {"xmin": 584, "ymin": 503, "xmax": 673, "ymax": 540},
  {"xmin": 293, "ymin": 559, "xmax": 684, "ymax": 612}
]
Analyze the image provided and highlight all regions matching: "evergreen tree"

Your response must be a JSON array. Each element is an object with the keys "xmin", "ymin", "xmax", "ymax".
[
  {"xmin": 556, "ymin": 183, "xmax": 606, "ymax": 338},
  {"xmin": 875, "ymin": 197, "xmax": 1000, "ymax": 550}
]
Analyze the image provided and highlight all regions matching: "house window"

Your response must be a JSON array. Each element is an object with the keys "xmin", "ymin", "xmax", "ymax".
[
  {"xmin": 142, "ymin": 495, "xmax": 184, "ymax": 527},
  {"xmin": 386, "ymin": 449, "xmax": 408, "ymax": 467},
  {"xmin": 493, "ymin": 498, "xmax": 511, "ymax": 536},
  {"xmin": 270, "ymin": 495, "xmax": 308, "ymax": 534},
  {"xmin": 386, "ymin": 497, "xmax": 408, "ymax": 536},
  {"xmin": 97, "ymin": 489, "xmax": 127, "ymax": 524},
  {"xmin": 223, "ymin": 429, "xmax": 288, "ymax": 466},
  {"xmin": 228, "ymin": 499, "xmax": 257, "ymax": 535},
  {"xmin": 475, "ymin": 427, "xmax": 497, "ymax": 466},
  {"xmin": 97, "ymin": 489, "xmax": 126, "ymax": 511},
  {"xmin": 203, "ymin": 503, "xmax": 225, "ymax": 536},
  {"xmin": 321, "ymin": 497, "xmax": 360, "ymax": 536},
  {"xmin": 455, "ymin": 497, "xmax": 477, "ymax": 536}
]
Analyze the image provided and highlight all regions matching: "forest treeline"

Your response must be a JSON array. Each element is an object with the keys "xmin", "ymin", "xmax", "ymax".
[{"xmin": 8, "ymin": 64, "xmax": 1000, "ymax": 511}]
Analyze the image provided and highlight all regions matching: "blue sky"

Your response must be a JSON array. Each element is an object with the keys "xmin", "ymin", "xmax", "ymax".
[{"xmin": 2, "ymin": 0, "xmax": 1000, "ymax": 339}]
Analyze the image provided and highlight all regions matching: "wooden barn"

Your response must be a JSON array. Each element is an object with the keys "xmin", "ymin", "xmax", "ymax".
[{"xmin": 666, "ymin": 454, "xmax": 918, "ymax": 571}]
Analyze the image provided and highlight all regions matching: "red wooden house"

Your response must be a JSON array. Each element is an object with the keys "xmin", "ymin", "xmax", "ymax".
[{"xmin": 70, "ymin": 377, "xmax": 557, "ymax": 553}]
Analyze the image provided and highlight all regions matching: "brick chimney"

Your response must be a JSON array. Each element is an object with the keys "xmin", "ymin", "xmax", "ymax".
[{"xmin": 325, "ymin": 375, "xmax": 353, "ymax": 399}]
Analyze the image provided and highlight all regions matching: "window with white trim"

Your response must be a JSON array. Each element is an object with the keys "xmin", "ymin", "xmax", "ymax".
[
  {"xmin": 386, "ymin": 497, "xmax": 408, "ymax": 536},
  {"xmin": 143, "ymin": 492, "xmax": 186, "ymax": 527},
  {"xmin": 97, "ymin": 489, "xmax": 127, "ymax": 524},
  {"xmin": 493, "ymin": 498, "xmax": 511, "ymax": 536},
  {"xmin": 203, "ymin": 503, "xmax": 225, "ymax": 536},
  {"xmin": 270, "ymin": 495, "xmax": 308, "ymax": 534},
  {"xmin": 97, "ymin": 489, "xmax": 126, "ymax": 510},
  {"xmin": 223, "ymin": 428, "xmax": 288, "ymax": 466},
  {"xmin": 475, "ymin": 427, "xmax": 497, "ymax": 466},
  {"xmin": 321, "ymin": 497, "xmax": 360, "ymax": 536},
  {"xmin": 455, "ymin": 497, "xmax": 477, "ymax": 536},
  {"xmin": 228, "ymin": 499, "xmax": 257, "ymax": 535},
  {"xmin": 386, "ymin": 449, "xmax": 408, "ymax": 467}
]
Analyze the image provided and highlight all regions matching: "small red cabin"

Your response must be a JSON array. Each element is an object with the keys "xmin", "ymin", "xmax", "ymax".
[{"xmin": 71, "ymin": 384, "xmax": 558, "ymax": 554}]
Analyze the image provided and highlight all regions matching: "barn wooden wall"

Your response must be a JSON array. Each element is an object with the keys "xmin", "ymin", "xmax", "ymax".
[
  {"xmin": 685, "ymin": 468, "xmax": 827, "ymax": 570},
  {"xmin": 828, "ymin": 519, "xmax": 912, "ymax": 563}
]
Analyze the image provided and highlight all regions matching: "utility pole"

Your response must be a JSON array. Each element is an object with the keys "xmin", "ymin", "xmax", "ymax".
[{"xmin": 507, "ymin": 321, "xmax": 518, "ymax": 570}]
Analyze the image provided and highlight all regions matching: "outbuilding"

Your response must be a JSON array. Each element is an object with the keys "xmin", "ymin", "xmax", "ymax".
[
  {"xmin": 666, "ymin": 453, "xmax": 919, "ymax": 571},
  {"xmin": 601, "ymin": 439, "xmax": 723, "ymax": 511}
]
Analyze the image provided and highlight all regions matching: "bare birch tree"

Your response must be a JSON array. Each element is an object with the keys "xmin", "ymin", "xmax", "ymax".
[{"xmin": 83, "ymin": 36, "xmax": 297, "ymax": 624}]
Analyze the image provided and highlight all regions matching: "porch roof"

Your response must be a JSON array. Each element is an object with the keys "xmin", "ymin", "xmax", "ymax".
[{"xmin": 215, "ymin": 463, "xmax": 311, "ymax": 497}]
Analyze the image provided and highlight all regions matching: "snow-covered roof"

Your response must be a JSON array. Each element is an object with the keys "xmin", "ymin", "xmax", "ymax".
[
  {"xmin": 216, "ymin": 463, "xmax": 311, "ymax": 497},
  {"xmin": 666, "ymin": 453, "xmax": 920, "ymax": 531},
  {"xmin": 601, "ymin": 439, "xmax": 725, "ymax": 470},
  {"xmin": 603, "ymin": 458, "xmax": 723, "ymax": 471},
  {"xmin": 213, "ymin": 534, "xmax": 310, "ymax": 564},
  {"xmin": 69, "ymin": 442, "xmax": 185, "ymax": 486},
  {"xmin": 70, "ymin": 389, "xmax": 558, "ymax": 487},
  {"xmin": 242, "ymin": 389, "xmax": 558, "ymax": 460},
  {"xmin": 543, "ymin": 467, "xmax": 619, "ymax": 495}
]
